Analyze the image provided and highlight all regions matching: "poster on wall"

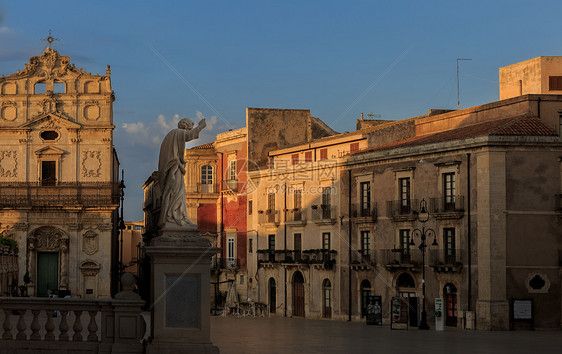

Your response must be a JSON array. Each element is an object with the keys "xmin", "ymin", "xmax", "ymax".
[
  {"xmin": 390, "ymin": 297, "xmax": 408, "ymax": 330},
  {"xmin": 366, "ymin": 295, "xmax": 382, "ymax": 325}
]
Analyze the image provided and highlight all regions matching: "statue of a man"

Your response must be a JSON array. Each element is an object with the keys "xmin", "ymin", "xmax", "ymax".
[{"xmin": 158, "ymin": 117, "xmax": 206, "ymax": 229}]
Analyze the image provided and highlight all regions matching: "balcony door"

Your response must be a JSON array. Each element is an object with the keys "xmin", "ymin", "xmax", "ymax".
[
  {"xmin": 41, "ymin": 160, "xmax": 57, "ymax": 186},
  {"xmin": 360, "ymin": 182, "xmax": 371, "ymax": 217},
  {"xmin": 37, "ymin": 252, "xmax": 58, "ymax": 297},
  {"xmin": 267, "ymin": 193, "xmax": 276, "ymax": 223}
]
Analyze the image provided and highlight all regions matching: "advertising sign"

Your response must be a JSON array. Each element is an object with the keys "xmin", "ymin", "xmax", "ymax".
[
  {"xmin": 390, "ymin": 297, "xmax": 408, "ymax": 330},
  {"xmin": 366, "ymin": 295, "xmax": 382, "ymax": 325},
  {"xmin": 435, "ymin": 298, "xmax": 444, "ymax": 331}
]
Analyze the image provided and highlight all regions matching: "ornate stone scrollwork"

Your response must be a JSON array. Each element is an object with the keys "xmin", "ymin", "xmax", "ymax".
[
  {"xmin": 32, "ymin": 226, "xmax": 65, "ymax": 250},
  {"xmin": 82, "ymin": 230, "xmax": 98, "ymax": 255},
  {"xmin": 82, "ymin": 151, "xmax": 102, "ymax": 177},
  {"xmin": 79, "ymin": 261, "xmax": 100, "ymax": 276},
  {"xmin": 0, "ymin": 150, "xmax": 17, "ymax": 178}
]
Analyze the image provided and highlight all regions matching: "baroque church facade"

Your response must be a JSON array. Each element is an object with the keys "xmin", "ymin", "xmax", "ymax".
[{"xmin": 0, "ymin": 48, "xmax": 120, "ymax": 298}]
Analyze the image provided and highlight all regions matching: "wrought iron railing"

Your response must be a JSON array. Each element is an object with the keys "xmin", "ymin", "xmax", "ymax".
[
  {"xmin": 286, "ymin": 208, "xmax": 307, "ymax": 223},
  {"xmin": 257, "ymin": 249, "xmax": 337, "ymax": 265},
  {"xmin": 0, "ymin": 182, "xmax": 119, "ymax": 207},
  {"xmin": 350, "ymin": 249, "xmax": 375, "ymax": 265},
  {"xmin": 211, "ymin": 257, "xmax": 240, "ymax": 270},
  {"xmin": 350, "ymin": 203, "xmax": 377, "ymax": 220},
  {"xmin": 429, "ymin": 248, "xmax": 464, "ymax": 265},
  {"xmin": 311, "ymin": 205, "xmax": 336, "ymax": 222},
  {"xmin": 258, "ymin": 210, "xmax": 280, "ymax": 225},
  {"xmin": 428, "ymin": 196, "xmax": 464, "ymax": 213},
  {"xmin": 378, "ymin": 248, "xmax": 423, "ymax": 266},
  {"xmin": 386, "ymin": 199, "xmax": 419, "ymax": 218}
]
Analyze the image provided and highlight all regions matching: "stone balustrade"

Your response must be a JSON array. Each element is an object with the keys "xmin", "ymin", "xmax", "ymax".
[{"xmin": 0, "ymin": 295, "xmax": 145, "ymax": 354}]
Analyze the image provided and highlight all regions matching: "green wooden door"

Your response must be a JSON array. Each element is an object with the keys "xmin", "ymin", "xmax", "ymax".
[{"xmin": 37, "ymin": 252, "xmax": 59, "ymax": 297}]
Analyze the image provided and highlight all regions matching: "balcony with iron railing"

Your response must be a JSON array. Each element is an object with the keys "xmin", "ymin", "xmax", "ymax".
[
  {"xmin": 429, "ymin": 249, "xmax": 464, "ymax": 273},
  {"xmin": 0, "ymin": 182, "xmax": 120, "ymax": 208},
  {"xmin": 428, "ymin": 196, "xmax": 464, "ymax": 218},
  {"xmin": 386, "ymin": 199, "xmax": 419, "ymax": 221},
  {"xmin": 257, "ymin": 249, "xmax": 337, "ymax": 269},
  {"xmin": 350, "ymin": 203, "xmax": 377, "ymax": 222},
  {"xmin": 211, "ymin": 257, "xmax": 240, "ymax": 270},
  {"xmin": 222, "ymin": 179, "xmax": 238, "ymax": 193},
  {"xmin": 379, "ymin": 248, "xmax": 422, "ymax": 272},
  {"xmin": 350, "ymin": 249, "xmax": 375, "ymax": 270},
  {"xmin": 311, "ymin": 205, "xmax": 337, "ymax": 225},
  {"xmin": 196, "ymin": 183, "xmax": 218, "ymax": 194},
  {"xmin": 285, "ymin": 208, "xmax": 307, "ymax": 225},
  {"xmin": 258, "ymin": 210, "xmax": 280, "ymax": 226}
]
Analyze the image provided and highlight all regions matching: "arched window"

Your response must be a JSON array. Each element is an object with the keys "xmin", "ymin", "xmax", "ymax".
[{"xmin": 323, "ymin": 279, "xmax": 332, "ymax": 318}]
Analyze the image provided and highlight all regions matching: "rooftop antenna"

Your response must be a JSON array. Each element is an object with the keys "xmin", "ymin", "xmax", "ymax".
[
  {"xmin": 41, "ymin": 30, "xmax": 59, "ymax": 49},
  {"xmin": 457, "ymin": 58, "xmax": 472, "ymax": 109},
  {"xmin": 366, "ymin": 112, "xmax": 381, "ymax": 119}
]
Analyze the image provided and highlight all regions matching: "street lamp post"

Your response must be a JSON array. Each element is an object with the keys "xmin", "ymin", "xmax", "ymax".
[
  {"xmin": 118, "ymin": 170, "xmax": 126, "ymax": 282},
  {"xmin": 410, "ymin": 198, "xmax": 438, "ymax": 330}
]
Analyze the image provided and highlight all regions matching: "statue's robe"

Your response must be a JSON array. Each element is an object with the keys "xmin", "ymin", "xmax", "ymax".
[{"xmin": 157, "ymin": 127, "xmax": 200, "ymax": 228}]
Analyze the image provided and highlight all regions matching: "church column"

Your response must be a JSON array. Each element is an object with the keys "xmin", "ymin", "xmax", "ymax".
[{"xmin": 60, "ymin": 237, "xmax": 69, "ymax": 290}]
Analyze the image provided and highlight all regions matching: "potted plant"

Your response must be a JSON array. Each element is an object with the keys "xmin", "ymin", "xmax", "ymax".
[{"xmin": 311, "ymin": 205, "xmax": 318, "ymax": 210}]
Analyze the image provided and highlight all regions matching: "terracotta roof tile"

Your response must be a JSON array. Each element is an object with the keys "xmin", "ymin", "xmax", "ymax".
[
  {"xmin": 190, "ymin": 142, "xmax": 215, "ymax": 150},
  {"xmin": 353, "ymin": 114, "xmax": 557, "ymax": 155}
]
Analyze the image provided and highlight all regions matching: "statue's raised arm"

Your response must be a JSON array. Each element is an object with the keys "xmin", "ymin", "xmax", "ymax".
[{"xmin": 157, "ymin": 118, "xmax": 206, "ymax": 231}]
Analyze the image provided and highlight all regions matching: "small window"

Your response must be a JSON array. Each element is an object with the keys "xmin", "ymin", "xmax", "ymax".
[
  {"xmin": 322, "ymin": 232, "xmax": 330, "ymax": 250},
  {"xmin": 549, "ymin": 76, "xmax": 562, "ymax": 91},
  {"xmin": 248, "ymin": 239, "xmax": 253, "ymax": 254},
  {"xmin": 320, "ymin": 148, "xmax": 328, "ymax": 160},
  {"xmin": 40, "ymin": 130, "xmax": 59, "ymax": 141},
  {"xmin": 35, "ymin": 82, "xmax": 46, "ymax": 94},
  {"xmin": 240, "ymin": 275, "xmax": 244, "ymax": 285},
  {"xmin": 350, "ymin": 143, "xmax": 359, "ymax": 153},
  {"xmin": 248, "ymin": 200, "xmax": 253, "ymax": 215},
  {"xmin": 53, "ymin": 82, "xmax": 65, "ymax": 94},
  {"xmin": 305, "ymin": 151, "xmax": 313, "ymax": 162}
]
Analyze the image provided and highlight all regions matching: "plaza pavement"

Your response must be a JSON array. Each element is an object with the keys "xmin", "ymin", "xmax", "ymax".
[{"xmin": 211, "ymin": 316, "xmax": 562, "ymax": 354}]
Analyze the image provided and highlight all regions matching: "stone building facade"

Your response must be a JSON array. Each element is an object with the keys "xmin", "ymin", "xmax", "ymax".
[
  {"xmin": 240, "ymin": 58, "xmax": 562, "ymax": 330},
  {"xmin": 0, "ymin": 48, "xmax": 120, "ymax": 298}
]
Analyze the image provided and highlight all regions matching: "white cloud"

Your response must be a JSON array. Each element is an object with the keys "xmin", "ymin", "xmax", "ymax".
[
  {"xmin": 122, "ymin": 122, "xmax": 147, "ymax": 134},
  {"xmin": 120, "ymin": 111, "xmax": 220, "ymax": 148}
]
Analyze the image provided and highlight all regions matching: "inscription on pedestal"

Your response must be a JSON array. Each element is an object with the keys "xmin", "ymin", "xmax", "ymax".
[{"xmin": 165, "ymin": 275, "xmax": 199, "ymax": 328}]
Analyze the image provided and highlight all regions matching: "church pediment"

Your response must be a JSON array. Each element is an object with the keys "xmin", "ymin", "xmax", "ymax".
[
  {"xmin": 35, "ymin": 146, "xmax": 65, "ymax": 157},
  {"xmin": 20, "ymin": 112, "xmax": 81, "ymax": 130},
  {"xmin": 4, "ymin": 47, "xmax": 102, "ymax": 81}
]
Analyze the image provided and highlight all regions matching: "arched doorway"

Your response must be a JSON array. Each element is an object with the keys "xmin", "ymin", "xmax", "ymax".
[
  {"xmin": 292, "ymin": 271, "xmax": 305, "ymax": 317},
  {"xmin": 322, "ymin": 279, "xmax": 332, "ymax": 318},
  {"xmin": 396, "ymin": 273, "xmax": 418, "ymax": 327},
  {"xmin": 269, "ymin": 278, "xmax": 276, "ymax": 314},
  {"xmin": 444, "ymin": 283, "xmax": 457, "ymax": 327},
  {"xmin": 28, "ymin": 226, "xmax": 69, "ymax": 297},
  {"xmin": 360, "ymin": 279, "xmax": 372, "ymax": 318}
]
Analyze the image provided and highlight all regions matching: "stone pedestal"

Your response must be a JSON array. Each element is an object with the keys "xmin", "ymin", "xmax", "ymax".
[{"xmin": 145, "ymin": 227, "xmax": 220, "ymax": 354}]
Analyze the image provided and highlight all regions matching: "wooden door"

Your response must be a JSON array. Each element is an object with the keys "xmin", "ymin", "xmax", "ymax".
[
  {"xmin": 446, "ymin": 293, "xmax": 458, "ymax": 327},
  {"xmin": 37, "ymin": 252, "xmax": 58, "ymax": 297},
  {"xmin": 293, "ymin": 283, "xmax": 305, "ymax": 317}
]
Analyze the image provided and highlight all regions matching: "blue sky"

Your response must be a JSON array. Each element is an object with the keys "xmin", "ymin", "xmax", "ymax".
[{"xmin": 1, "ymin": 0, "xmax": 561, "ymax": 221}]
